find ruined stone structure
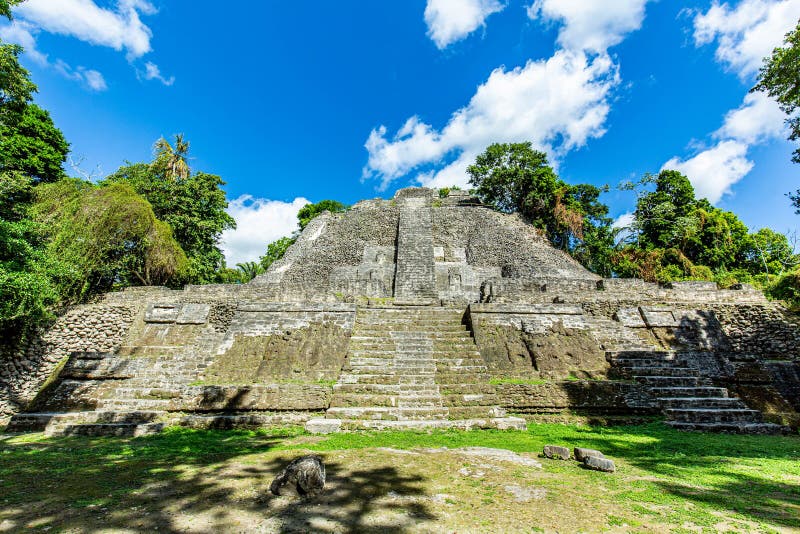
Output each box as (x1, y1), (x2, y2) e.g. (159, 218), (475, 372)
(2, 187), (799, 436)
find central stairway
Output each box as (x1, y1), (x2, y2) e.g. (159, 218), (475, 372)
(321, 307), (523, 431)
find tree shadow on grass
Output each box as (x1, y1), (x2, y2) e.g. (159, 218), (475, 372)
(0, 429), (435, 533)
(558, 424), (800, 529)
(258, 455), (435, 533)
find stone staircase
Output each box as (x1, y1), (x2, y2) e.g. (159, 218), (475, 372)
(608, 350), (787, 434)
(393, 197), (437, 303)
(6, 335), (216, 436)
(322, 307), (523, 430)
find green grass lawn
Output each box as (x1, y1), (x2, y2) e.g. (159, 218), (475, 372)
(1, 422), (798, 532)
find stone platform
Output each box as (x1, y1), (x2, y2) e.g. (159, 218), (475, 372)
(2, 187), (798, 435)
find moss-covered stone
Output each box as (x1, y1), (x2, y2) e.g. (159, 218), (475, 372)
(203, 323), (349, 384)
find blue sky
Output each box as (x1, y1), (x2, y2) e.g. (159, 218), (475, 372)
(1, 0), (798, 264)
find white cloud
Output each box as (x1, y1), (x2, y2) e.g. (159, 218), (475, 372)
(14, 0), (155, 60)
(364, 50), (618, 189)
(424, 0), (505, 49)
(0, 20), (47, 65)
(0, 21), (108, 91)
(612, 212), (634, 229)
(662, 140), (753, 203)
(528, 0), (651, 53)
(715, 91), (786, 144)
(143, 61), (175, 86)
(221, 196), (309, 266)
(81, 69), (107, 91)
(693, 0), (800, 78)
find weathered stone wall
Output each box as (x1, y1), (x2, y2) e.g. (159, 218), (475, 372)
(203, 323), (350, 383)
(496, 381), (657, 415)
(0, 304), (134, 421)
(468, 304), (609, 379)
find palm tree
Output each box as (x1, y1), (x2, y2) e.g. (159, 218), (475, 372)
(236, 261), (263, 282)
(153, 133), (191, 181)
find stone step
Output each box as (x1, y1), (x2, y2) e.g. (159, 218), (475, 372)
(97, 398), (174, 410)
(665, 421), (789, 434)
(607, 350), (677, 361)
(435, 365), (488, 372)
(46, 422), (165, 437)
(342, 366), (435, 375)
(6, 410), (163, 432)
(333, 383), (438, 394)
(665, 408), (763, 424)
(447, 406), (508, 419)
(347, 357), (437, 366)
(329, 394), (444, 408)
(658, 397), (746, 409)
(437, 384), (497, 395)
(337, 375), (400, 385)
(612, 358), (686, 368)
(355, 325), (468, 332)
(326, 406), (450, 421)
(334, 417), (527, 432)
(434, 374), (490, 384)
(650, 386), (729, 398)
(111, 387), (184, 400)
(635, 376), (705, 387)
(624, 367), (699, 377)
(441, 393), (501, 407)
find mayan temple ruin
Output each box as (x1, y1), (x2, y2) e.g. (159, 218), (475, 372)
(2, 187), (799, 436)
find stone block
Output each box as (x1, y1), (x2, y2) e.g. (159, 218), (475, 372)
(640, 307), (678, 328)
(176, 303), (211, 324)
(615, 307), (646, 328)
(583, 456), (615, 472)
(306, 418), (341, 434)
(543, 445), (570, 460)
(574, 447), (605, 462)
(144, 304), (179, 323)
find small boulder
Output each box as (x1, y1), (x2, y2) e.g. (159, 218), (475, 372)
(583, 455), (616, 473)
(270, 455), (326, 498)
(542, 445), (570, 460)
(574, 447), (605, 462)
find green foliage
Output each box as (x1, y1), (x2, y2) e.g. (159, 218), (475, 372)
(259, 236), (295, 272)
(437, 186), (461, 198)
(297, 199), (349, 230)
(0, 103), (69, 183)
(103, 136), (235, 284)
(614, 170), (796, 285)
(767, 268), (800, 309)
(31, 179), (187, 301)
(235, 261), (263, 282)
(0, 172), (61, 331)
(754, 18), (800, 164)
(0, 41), (36, 112)
(468, 142), (615, 275)
(0, 0), (22, 20)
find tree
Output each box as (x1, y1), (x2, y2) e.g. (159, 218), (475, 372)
(32, 179), (187, 301)
(0, 172), (60, 332)
(754, 19), (800, 164)
(259, 236), (295, 272)
(467, 142), (615, 274)
(0, 0), (22, 20)
(753, 18), (800, 211)
(153, 134), (190, 181)
(103, 137), (235, 284)
(235, 261), (263, 282)
(0, 103), (69, 183)
(297, 199), (349, 230)
(0, 42), (36, 112)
